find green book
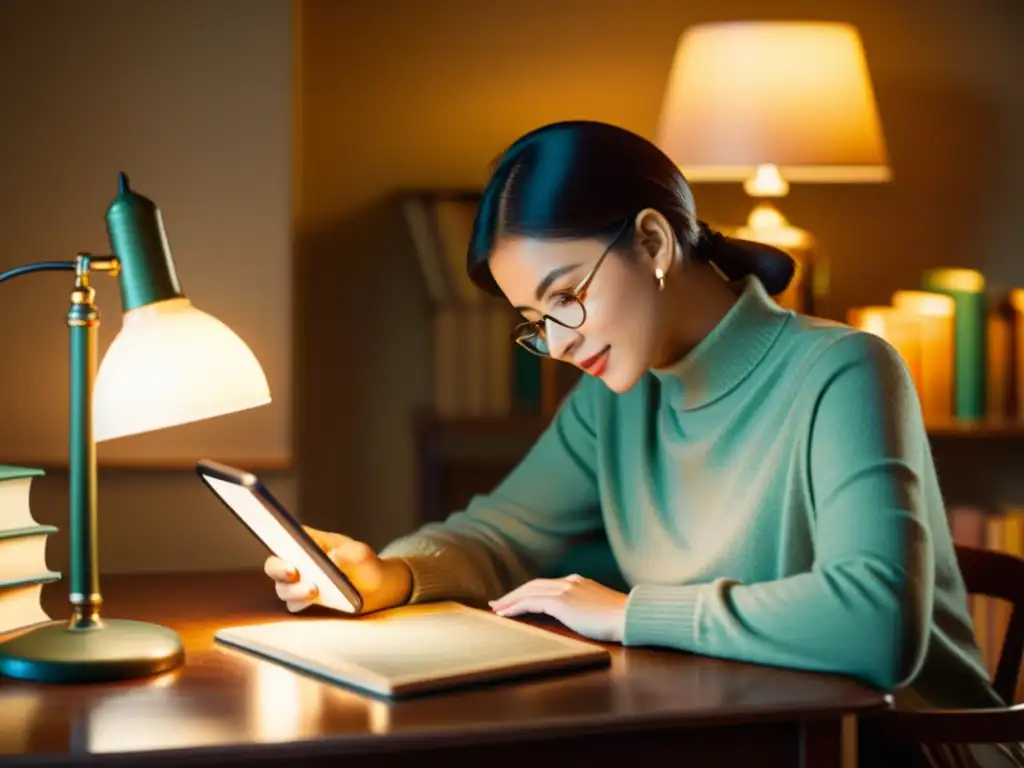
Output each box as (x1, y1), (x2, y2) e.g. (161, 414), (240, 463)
(922, 269), (987, 421)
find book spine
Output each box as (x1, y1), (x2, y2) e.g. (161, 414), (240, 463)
(921, 277), (987, 420)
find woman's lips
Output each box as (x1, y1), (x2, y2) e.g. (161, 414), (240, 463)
(578, 345), (611, 377)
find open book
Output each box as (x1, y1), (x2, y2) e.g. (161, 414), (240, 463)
(214, 601), (610, 698)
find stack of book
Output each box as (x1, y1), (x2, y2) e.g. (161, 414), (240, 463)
(0, 465), (60, 634)
(847, 268), (1024, 425)
(949, 505), (1024, 682)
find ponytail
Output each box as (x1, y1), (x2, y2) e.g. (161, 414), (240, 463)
(693, 221), (795, 297)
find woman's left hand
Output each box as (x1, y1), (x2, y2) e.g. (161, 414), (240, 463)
(489, 574), (629, 643)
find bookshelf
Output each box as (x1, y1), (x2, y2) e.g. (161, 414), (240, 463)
(925, 418), (1024, 439)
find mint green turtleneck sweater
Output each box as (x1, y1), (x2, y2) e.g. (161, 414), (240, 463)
(381, 276), (999, 709)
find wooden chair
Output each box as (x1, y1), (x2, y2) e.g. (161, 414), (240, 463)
(875, 544), (1024, 745)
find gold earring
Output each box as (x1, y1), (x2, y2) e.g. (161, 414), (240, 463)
(655, 268), (665, 292)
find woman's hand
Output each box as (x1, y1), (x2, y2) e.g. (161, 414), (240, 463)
(488, 574), (629, 643)
(263, 526), (412, 614)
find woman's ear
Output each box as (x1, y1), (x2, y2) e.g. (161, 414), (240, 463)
(633, 208), (678, 278)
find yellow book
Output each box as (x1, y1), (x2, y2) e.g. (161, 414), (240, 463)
(996, 508), (1024, 696)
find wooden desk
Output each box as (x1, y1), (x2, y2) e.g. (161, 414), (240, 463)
(0, 572), (885, 767)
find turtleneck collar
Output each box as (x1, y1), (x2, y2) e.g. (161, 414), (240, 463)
(650, 276), (792, 411)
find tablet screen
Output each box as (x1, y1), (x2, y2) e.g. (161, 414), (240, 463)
(201, 475), (359, 613)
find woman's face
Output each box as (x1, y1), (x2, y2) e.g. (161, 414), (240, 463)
(489, 213), (674, 394)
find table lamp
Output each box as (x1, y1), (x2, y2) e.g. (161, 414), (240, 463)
(0, 173), (271, 683)
(656, 20), (891, 313)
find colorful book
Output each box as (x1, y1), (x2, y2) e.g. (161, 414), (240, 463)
(949, 506), (990, 665)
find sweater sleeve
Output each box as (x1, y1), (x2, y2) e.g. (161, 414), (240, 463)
(623, 332), (934, 691)
(379, 377), (603, 605)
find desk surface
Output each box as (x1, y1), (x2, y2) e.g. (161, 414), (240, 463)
(0, 571), (886, 765)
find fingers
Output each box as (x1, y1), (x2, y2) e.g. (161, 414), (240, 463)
(266, 527), (378, 615)
(264, 555), (298, 583)
(275, 578), (318, 603)
(489, 576), (579, 613)
(278, 578), (319, 614)
(285, 599), (314, 613)
(494, 595), (557, 619)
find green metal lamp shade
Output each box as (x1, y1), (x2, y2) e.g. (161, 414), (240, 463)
(106, 172), (184, 312)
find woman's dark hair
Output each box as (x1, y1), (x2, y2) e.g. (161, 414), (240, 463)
(467, 120), (795, 297)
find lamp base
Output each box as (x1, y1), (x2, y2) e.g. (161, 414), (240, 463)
(0, 618), (184, 684)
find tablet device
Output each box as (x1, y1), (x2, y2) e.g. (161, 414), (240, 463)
(195, 459), (363, 614)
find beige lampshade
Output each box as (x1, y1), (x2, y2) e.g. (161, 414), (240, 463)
(93, 297), (271, 442)
(657, 21), (890, 183)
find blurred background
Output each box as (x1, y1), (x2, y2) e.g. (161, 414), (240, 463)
(0, 0), (1022, 587)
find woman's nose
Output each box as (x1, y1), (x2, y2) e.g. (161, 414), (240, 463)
(545, 321), (582, 362)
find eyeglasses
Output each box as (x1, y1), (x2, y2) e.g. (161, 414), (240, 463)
(512, 219), (633, 357)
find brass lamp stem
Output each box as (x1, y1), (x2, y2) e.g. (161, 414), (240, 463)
(66, 253), (120, 632)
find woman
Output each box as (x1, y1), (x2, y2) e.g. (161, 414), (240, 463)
(265, 121), (1017, 767)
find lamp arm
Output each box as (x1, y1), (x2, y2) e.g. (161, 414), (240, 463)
(0, 261), (77, 283)
(0, 254), (120, 285)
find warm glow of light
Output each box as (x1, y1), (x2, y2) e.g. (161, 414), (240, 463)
(87, 687), (239, 752)
(93, 297), (271, 441)
(733, 202), (812, 249)
(657, 21), (890, 184)
(892, 290), (955, 421)
(922, 268), (986, 294)
(368, 700), (392, 734)
(847, 305), (924, 396)
(743, 163), (790, 197)
(892, 290), (955, 318)
(1012, 289), (1024, 315)
(848, 306), (896, 338)
(250, 660), (324, 741)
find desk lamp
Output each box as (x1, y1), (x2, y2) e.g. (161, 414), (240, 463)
(656, 20), (891, 313)
(0, 173), (271, 683)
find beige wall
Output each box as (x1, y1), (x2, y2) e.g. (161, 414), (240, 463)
(0, 0), (295, 573)
(2, 0), (1021, 574)
(297, 0), (1024, 547)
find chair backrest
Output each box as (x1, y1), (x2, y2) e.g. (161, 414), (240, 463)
(955, 544), (1024, 703)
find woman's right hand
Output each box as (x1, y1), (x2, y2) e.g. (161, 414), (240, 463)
(263, 526), (412, 614)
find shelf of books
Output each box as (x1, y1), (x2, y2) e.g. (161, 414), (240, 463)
(848, 268), (1024, 428)
(402, 189), (580, 423)
(0, 466), (60, 636)
(949, 505), (1024, 693)
(402, 189), (1024, 436)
